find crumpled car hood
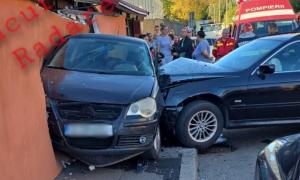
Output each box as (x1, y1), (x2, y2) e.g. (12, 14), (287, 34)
(159, 58), (232, 88)
(42, 68), (154, 105)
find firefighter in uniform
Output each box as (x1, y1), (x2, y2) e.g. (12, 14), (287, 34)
(212, 28), (236, 61)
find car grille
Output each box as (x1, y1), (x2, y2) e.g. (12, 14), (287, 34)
(117, 135), (153, 147)
(66, 137), (113, 149)
(55, 100), (122, 121)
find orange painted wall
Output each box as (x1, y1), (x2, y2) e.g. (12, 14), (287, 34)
(0, 1), (88, 180)
(95, 15), (127, 35)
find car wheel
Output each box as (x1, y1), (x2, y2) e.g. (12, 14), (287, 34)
(176, 100), (224, 150)
(142, 126), (161, 160)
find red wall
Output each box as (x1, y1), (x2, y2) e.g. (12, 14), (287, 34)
(0, 1), (88, 179)
(95, 15), (127, 35)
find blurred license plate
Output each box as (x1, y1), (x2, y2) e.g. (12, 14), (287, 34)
(64, 124), (113, 138)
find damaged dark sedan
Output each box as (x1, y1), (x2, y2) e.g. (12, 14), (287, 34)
(42, 34), (163, 167)
(160, 33), (300, 150)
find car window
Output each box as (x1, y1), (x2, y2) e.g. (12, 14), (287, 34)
(239, 20), (298, 38)
(265, 42), (300, 73)
(215, 39), (282, 71)
(207, 39), (216, 46)
(47, 38), (154, 76)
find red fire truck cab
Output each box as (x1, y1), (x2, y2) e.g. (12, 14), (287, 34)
(232, 0), (299, 47)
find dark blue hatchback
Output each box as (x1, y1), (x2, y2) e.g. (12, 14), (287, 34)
(42, 34), (163, 167)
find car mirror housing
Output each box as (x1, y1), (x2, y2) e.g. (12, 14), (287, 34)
(258, 64), (275, 75)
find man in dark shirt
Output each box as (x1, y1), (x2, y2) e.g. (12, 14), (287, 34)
(178, 27), (194, 59)
(268, 23), (279, 36)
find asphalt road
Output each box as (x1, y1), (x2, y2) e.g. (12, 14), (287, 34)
(198, 125), (300, 180)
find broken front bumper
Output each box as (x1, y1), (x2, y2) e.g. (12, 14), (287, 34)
(47, 100), (159, 167)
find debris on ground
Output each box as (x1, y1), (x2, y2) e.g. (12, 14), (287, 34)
(136, 159), (148, 173)
(61, 160), (72, 169)
(88, 165), (95, 171)
(215, 134), (227, 145)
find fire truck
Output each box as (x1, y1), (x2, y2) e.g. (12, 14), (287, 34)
(232, 0), (299, 47)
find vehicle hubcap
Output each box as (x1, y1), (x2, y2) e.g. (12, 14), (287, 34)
(188, 110), (218, 143)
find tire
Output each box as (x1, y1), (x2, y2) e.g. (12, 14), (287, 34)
(175, 100), (224, 150)
(142, 126), (161, 160)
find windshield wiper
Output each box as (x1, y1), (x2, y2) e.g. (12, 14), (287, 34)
(71, 69), (113, 74)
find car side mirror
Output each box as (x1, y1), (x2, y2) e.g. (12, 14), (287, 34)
(258, 64), (275, 75)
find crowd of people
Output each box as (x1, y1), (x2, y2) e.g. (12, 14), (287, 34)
(138, 15), (300, 66)
(139, 24), (236, 66)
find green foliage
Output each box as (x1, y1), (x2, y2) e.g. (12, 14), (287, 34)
(160, 0), (234, 25)
(290, 0), (300, 12)
(162, 0), (173, 19)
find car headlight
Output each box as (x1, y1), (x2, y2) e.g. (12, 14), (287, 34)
(127, 97), (157, 118)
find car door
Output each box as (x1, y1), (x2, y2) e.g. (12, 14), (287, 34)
(246, 41), (300, 121)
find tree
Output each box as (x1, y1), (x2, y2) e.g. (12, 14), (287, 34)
(290, 0), (300, 12)
(162, 0), (209, 21)
(162, 0), (173, 19)
(224, 1), (237, 25)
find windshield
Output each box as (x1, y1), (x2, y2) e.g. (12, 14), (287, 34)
(239, 20), (298, 39)
(207, 38), (216, 46)
(47, 38), (154, 76)
(215, 39), (282, 71)
(203, 24), (222, 32)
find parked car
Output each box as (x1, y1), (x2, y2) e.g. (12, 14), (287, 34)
(160, 33), (300, 150)
(255, 134), (300, 180)
(42, 34), (164, 167)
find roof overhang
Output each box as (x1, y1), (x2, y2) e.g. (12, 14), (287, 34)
(75, 0), (149, 17)
(116, 0), (149, 17)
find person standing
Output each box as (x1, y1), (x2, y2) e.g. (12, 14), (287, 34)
(169, 29), (175, 35)
(178, 27), (193, 58)
(192, 31), (213, 63)
(212, 28), (236, 61)
(171, 35), (180, 60)
(153, 25), (160, 41)
(146, 33), (156, 49)
(169, 33), (175, 46)
(138, 34), (149, 42)
(156, 25), (173, 65)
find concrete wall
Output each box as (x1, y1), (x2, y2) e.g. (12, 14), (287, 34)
(0, 1), (88, 179)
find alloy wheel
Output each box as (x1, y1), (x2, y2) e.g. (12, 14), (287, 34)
(188, 110), (218, 143)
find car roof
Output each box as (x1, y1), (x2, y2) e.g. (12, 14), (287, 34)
(69, 33), (146, 44)
(259, 33), (300, 42)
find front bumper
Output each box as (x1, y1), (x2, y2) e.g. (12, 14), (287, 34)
(161, 106), (182, 134)
(47, 100), (159, 167)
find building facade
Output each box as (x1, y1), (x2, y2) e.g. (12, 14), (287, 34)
(123, 0), (164, 19)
